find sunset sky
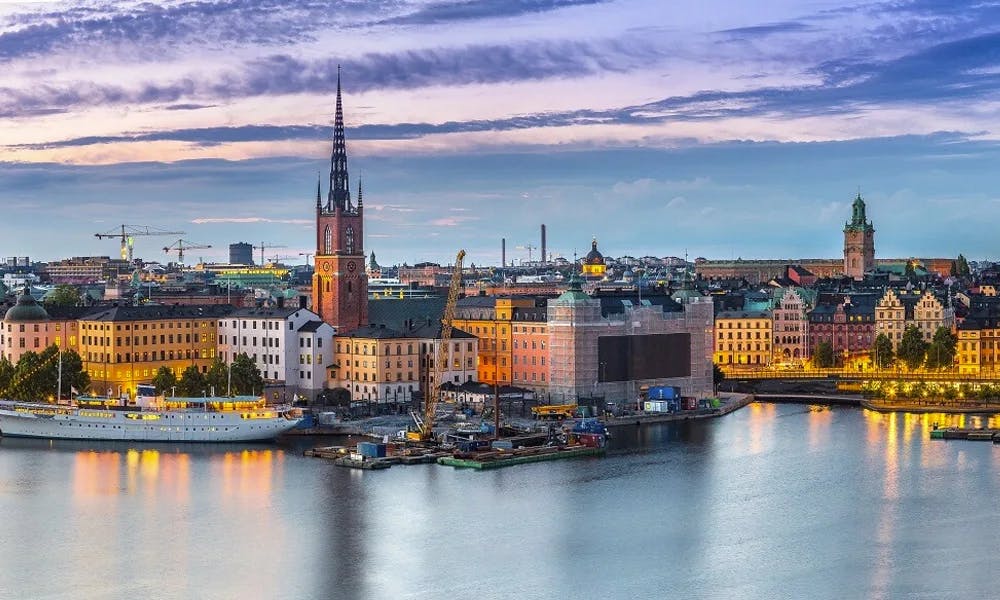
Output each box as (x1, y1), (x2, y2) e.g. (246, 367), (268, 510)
(1, 0), (999, 265)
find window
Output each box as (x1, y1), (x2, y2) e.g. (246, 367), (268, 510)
(345, 226), (354, 254)
(324, 225), (333, 254)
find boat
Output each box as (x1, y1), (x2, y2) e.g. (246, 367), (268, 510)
(0, 384), (301, 442)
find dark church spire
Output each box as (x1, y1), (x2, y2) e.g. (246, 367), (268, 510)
(315, 172), (322, 209)
(357, 177), (363, 208)
(328, 65), (350, 211)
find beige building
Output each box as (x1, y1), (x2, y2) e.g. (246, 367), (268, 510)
(772, 289), (810, 365)
(328, 323), (478, 406)
(875, 289), (954, 350)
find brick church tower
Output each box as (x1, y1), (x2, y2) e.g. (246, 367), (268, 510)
(312, 70), (368, 331)
(843, 192), (875, 280)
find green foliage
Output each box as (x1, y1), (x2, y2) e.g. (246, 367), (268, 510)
(44, 284), (81, 307)
(0, 357), (14, 395)
(177, 365), (206, 397)
(956, 254), (971, 277)
(813, 340), (835, 368)
(904, 261), (916, 280)
(3, 346), (88, 401)
(151, 366), (178, 395)
(925, 327), (957, 370)
(943, 386), (957, 401)
(712, 364), (725, 386)
(230, 353), (264, 396)
(897, 326), (928, 370)
(206, 359), (229, 396)
(872, 333), (895, 369)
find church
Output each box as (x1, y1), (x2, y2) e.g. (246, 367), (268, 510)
(312, 70), (368, 333)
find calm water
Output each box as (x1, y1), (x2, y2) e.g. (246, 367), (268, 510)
(2, 404), (1000, 600)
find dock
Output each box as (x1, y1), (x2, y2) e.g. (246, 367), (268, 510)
(437, 445), (604, 470)
(929, 427), (1000, 441)
(604, 392), (752, 430)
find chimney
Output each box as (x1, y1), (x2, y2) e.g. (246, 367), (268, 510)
(541, 224), (546, 265)
(501, 237), (506, 268)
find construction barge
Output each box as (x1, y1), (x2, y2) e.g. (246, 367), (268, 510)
(438, 444), (604, 470)
(929, 427), (1000, 442)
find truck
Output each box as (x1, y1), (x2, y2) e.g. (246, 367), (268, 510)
(531, 404), (577, 420)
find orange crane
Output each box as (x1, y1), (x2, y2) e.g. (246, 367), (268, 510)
(95, 225), (185, 262)
(408, 249), (466, 442)
(253, 242), (287, 265)
(163, 239), (212, 264)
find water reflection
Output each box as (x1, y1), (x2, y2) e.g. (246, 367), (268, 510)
(4, 407), (1000, 599)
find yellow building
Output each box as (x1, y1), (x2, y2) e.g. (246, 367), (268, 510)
(581, 238), (606, 277)
(77, 305), (233, 397)
(957, 321), (1000, 375)
(328, 323), (478, 406)
(876, 288), (955, 350)
(714, 310), (773, 366)
(452, 296), (548, 385)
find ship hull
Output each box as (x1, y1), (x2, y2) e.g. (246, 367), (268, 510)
(0, 405), (299, 443)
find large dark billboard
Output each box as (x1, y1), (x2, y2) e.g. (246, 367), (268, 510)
(597, 333), (691, 382)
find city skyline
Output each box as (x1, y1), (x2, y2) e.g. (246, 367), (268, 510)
(2, 0), (1000, 264)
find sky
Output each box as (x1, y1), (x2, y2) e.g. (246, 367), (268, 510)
(1, 0), (999, 267)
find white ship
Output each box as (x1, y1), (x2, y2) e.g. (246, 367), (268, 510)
(0, 385), (301, 442)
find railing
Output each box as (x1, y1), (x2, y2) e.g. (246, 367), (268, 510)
(720, 367), (1000, 382)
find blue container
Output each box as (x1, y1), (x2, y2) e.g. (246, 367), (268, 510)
(647, 386), (680, 401)
(357, 442), (384, 458)
(491, 440), (514, 450)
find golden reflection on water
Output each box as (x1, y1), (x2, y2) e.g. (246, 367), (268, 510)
(806, 406), (832, 451)
(747, 402), (776, 455)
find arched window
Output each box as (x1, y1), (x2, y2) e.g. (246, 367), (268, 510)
(324, 226), (333, 255)
(345, 226), (355, 254)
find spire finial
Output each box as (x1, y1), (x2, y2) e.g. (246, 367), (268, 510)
(328, 65), (350, 212)
(316, 171), (322, 209)
(357, 176), (363, 208)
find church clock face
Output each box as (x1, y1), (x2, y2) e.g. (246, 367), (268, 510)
(347, 260), (357, 273)
(322, 262), (331, 272)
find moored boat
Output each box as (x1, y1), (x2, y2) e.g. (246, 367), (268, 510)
(0, 384), (301, 442)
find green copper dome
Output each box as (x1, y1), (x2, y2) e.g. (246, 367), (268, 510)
(3, 287), (49, 322)
(558, 273), (590, 301)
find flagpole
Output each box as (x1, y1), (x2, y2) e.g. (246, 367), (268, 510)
(57, 348), (62, 403)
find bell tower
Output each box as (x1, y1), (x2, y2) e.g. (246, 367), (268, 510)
(312, 69), (368, 331)
(843, 192), (875, 280)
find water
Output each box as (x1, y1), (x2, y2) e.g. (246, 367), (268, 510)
(3, 404), (1000, 600)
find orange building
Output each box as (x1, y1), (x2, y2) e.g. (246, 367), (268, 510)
(76, 305), (234, 398)
(453, 296), (548, 386)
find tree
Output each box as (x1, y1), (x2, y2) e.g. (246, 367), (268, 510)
(712, 364), (725, 391)
(956, 254), (971, 277)
(230, 353), (264, 396)
(897, 325), (928, 371)
(151, 366), (178, 396)
(205, 358), (229, 396)
(872, 333), (894, 369)
(813, 341), (835, 368)
(44, 284), (81, 307)
(6, 346), (88, 401)
(925, 327), (957, 370)
(904, 261), (916, 280)
(177, 365), (206, 397)
(0, 356), (15, 395)
(950, 260), (959, 278)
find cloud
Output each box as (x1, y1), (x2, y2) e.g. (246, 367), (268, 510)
(430, 215), (478, 227)
(0, 36), (665, 117)
(716, 21), (815, 39)
(379, 0), (609, 25)
(191, 216), (311, 225)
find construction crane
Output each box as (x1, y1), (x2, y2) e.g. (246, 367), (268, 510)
(408, 249), (466, 442)
(266, 255), (297, 265)
(253, 242), (287, 266)
(516, 243), (537, 263)
(163, 239), (212, 264)
(95, 225), (185, 262)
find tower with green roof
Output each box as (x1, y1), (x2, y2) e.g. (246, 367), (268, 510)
(843, 192), (875, 280)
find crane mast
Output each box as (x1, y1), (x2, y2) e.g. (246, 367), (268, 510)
(412, 249), (465, 441)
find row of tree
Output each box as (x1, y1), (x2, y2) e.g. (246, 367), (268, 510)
(813, 325), (957, 370)
(150, 354), (264, 397)
(0, 346), (90, 401)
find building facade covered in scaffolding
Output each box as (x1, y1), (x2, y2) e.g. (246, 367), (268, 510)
(547, 276), (713, 405)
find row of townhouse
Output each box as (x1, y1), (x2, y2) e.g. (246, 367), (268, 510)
(713, 287), (955, 367)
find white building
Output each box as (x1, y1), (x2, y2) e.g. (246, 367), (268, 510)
(217, 306), (333, 402)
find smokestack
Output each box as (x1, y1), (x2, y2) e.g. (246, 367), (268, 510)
(541, 224), (547, 265)
(502, 237), (506, 268)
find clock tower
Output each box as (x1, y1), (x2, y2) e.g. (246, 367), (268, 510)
(843, 192), (875, 280)
(312, 70), (368, 332)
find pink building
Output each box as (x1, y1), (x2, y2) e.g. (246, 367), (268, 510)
(1, 288), (82, 364)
